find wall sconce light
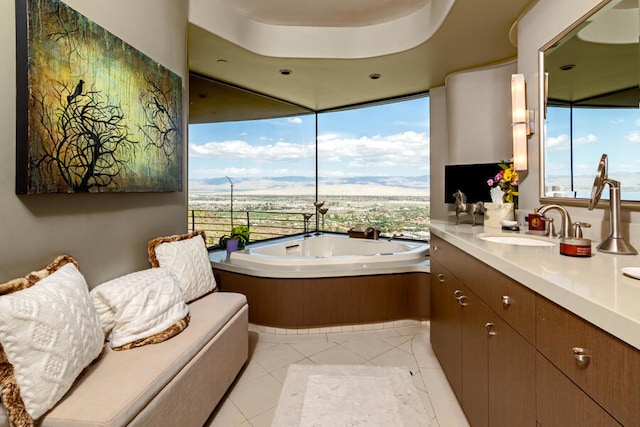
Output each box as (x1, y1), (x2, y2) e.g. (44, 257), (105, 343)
(511, 74), (534, 171)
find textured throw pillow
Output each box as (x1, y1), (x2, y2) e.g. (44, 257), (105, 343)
(0, 257), (104, 426)
(90, 268), (190, 350)
(147, 231), (216, 303)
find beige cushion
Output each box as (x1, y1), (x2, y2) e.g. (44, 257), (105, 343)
(0, 258), (104, 424)
(147, 231), (216, 302)
(35, 292), (247, 427)
(90, 268), (189, 350)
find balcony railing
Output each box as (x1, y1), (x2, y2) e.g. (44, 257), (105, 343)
(188, 209), (314, 247)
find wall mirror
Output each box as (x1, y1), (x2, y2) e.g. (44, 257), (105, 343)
(539, 0), (639, 207)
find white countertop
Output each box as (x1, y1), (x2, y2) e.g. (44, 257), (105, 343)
(429, 220), (640, 350)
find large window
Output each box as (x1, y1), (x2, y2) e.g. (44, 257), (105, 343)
(188, 92), (430, 245)
(316, 97), (430, 239)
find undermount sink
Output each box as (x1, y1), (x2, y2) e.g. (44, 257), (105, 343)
(478, 234), (557, 247)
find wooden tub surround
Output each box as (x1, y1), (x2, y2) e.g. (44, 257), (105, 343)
(213, 269), (429, 329)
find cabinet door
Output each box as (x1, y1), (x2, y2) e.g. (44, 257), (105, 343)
(536, 353), (621, 426)
(537, 295), (640, 427)
(430, 259), (463, 401)
(488, 313), (536, 427)
(460, 290), (490, 427)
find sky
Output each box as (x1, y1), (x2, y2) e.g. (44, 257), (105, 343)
(188, 97), (430, 184)
(545, 106), (640, 177)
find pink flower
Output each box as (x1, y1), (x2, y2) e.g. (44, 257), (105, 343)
(487, 178), (494, 186)
(513, 179), (520, 186)
(495, 173), (502, 182)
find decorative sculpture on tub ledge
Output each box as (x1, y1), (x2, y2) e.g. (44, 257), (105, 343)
(454, 190), (486, 226)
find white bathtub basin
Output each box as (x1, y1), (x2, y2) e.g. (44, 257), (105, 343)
(478, 234), (556, 247)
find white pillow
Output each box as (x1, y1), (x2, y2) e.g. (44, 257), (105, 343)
(148, 232), (216, 302)
(0, 262), (104, 421)
(90, 268), (189, 349)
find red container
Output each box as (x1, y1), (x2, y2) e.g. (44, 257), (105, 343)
(527, 213), (546, 232)
(559, 238), (592, 257)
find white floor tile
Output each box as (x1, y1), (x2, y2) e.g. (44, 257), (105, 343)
(252, 344), (306, 372)
(338, 338), (394, 360)
(228, 374), (282, 419)
(370, 347), (419, 372)
(288, 340), (337, 358)
(248, 407), (276, 427)
(206, 323), (467, 427)
(421, 367), (470, 427)
(204, 397), (244, 426)
(309, 344), (369, 365)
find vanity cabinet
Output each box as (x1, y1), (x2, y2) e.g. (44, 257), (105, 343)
(537, 295), (640, 427)
(430, 232), (640, 427)
(430, 235), (535, 426)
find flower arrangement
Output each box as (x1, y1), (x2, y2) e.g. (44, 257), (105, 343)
(487, 159), (519, 204)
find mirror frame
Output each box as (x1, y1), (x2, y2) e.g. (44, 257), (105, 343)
(538, 0), (640, 210)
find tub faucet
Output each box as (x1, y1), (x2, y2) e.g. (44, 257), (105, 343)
(388, 233), (403, 241)
(537, 204), (572, 238)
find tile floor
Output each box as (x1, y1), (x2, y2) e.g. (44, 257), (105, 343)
(205, 321), (469, 427)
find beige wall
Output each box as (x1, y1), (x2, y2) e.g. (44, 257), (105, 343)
(446, 60), (516, 165)
(0, 0), (188, 286)
(430, 60), (515, 221)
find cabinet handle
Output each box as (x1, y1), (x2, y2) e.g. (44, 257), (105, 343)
(454, 290), (463, 298)
(501, 295), (512, 307)
(457, 295), (468, 306)
(572, 347), (591, 365)
(438, 273), (445, 283)
(485, 322), (497, 336)
(431, 245), (438, 252)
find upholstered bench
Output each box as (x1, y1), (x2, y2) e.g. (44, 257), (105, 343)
(0, 231), (248, 427)
(37, 292), (247, 427)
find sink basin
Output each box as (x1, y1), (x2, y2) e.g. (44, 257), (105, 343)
(478, 234), (556, 247)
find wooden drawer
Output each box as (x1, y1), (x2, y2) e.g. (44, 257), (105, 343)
(536, 295), (640, 427)
(483, 266), (536, 344)
(429, 234), (535, 344)
(429, 234), (489, 299)
(536, 353), (621, 426)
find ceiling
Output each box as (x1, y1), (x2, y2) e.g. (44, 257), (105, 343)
(544, 0), (638, 106)
(188, 0), (535, 122)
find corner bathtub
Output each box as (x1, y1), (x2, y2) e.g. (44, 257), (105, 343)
(210, 234), (430, 328)
(228, 234), (429, 270)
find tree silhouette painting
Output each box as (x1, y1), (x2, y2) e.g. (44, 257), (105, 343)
(16, 0), (182, 194)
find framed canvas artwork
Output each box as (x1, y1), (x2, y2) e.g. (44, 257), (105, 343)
(15, 0), (183, 194)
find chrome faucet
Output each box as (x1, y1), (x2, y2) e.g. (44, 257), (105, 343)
(537, 204), (572, 238)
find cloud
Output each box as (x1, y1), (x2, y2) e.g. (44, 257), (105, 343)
(546, 134), (570, 150)
(626, 131), (640, 143)
(574, 134), (597, 145)
(287, 117), (303, 124)
(189, 140), (315, 161)
(316, 131), (430, 168)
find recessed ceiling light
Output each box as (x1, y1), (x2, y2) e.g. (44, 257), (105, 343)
(559, 64), (576, 71)
(279, 69), (292, 76)
(369, 73), (382, 80)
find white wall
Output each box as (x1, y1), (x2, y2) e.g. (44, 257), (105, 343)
(517, 0), (640, 244)
(0, 0), (188, 286)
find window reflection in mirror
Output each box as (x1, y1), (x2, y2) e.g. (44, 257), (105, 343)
(541, 0), (639, 203)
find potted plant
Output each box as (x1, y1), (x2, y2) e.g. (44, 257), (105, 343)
(218, 225), (250, 249)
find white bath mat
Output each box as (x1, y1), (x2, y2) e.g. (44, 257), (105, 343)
(271, 364), (430, 426)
